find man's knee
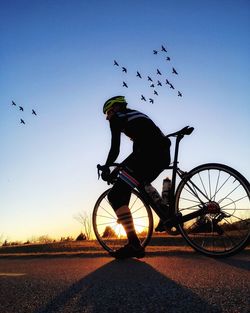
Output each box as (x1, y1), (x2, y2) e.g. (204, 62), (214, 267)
(107, 180), (131, 211)
(107, 188), (117, 208)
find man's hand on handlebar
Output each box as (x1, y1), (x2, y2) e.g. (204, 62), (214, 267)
(97, 164), (111, 182)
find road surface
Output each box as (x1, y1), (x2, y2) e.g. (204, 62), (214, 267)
(0, 250), (249, 313)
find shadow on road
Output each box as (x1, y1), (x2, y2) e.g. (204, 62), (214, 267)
(215, 255), (250, 271)
(34, 259), (222, 313)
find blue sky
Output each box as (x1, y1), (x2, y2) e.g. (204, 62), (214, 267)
(0, 0), (249, 242)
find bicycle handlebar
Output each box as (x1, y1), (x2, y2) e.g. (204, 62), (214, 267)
(97, 163), (121, 183)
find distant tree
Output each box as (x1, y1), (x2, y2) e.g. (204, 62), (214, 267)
(102, 226), (117, 238)
(0, 234), (3, 245)
(74, 212), (92, 240)
(37, 235), (53, 244)
(2, 240), (10, 246)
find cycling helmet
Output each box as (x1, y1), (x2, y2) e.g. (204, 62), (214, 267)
(103, 96), (127, 114)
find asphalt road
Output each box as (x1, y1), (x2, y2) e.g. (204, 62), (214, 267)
(0, 251), (249, 313)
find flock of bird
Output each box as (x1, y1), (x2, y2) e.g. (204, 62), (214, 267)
(11, 100), (37, 125)
(113, 44), (182, 104)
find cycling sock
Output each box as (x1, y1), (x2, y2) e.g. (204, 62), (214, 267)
(116, 206), (140, 246)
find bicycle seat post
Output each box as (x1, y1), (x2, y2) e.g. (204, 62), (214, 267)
(170, 134), (182, 201)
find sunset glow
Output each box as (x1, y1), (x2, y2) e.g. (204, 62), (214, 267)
(0, 1), (249, 242)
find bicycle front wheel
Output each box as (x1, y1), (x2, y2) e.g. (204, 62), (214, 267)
(93, 188), (153, 253)
(176, 163), (250, 257)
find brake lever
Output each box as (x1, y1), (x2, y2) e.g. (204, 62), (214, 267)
(97, 164), (101, 180)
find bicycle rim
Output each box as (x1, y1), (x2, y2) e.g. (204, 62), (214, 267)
(93, 188), (153, 253)
(176, 163), (250, 257)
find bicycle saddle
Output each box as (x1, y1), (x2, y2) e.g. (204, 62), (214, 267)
(166, 126), (194, 138)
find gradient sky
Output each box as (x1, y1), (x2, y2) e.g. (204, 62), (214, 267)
(0, 0), (249, 242)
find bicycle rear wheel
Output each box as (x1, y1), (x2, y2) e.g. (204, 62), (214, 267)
(93, 188), (153, 253)
(176, 163), (250, 257)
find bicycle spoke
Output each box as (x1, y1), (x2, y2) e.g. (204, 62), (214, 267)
(96, 214), (117, 220)
(212, 174), (231, 201)
(133, 215), (149, 219)
(134, 223), (149, 229)
(131, 204), (146, 215)
(218, 183), (243, 205)
(183, 184), (200, 200)
(179, 205), (201, 212)
(208, 170), (212, 200)
(179, 196), (201, 204)
(185, 179), (209, 203)
(198, 172), (209, 199)
(96, 221), (117, 227)
(220, 195), (249, 209)
(130, 196), (139, 211)
(99, 204), (117, 219)
(213, 170), (221, 201)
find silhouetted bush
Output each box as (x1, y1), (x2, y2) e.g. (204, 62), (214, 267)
(76, 232), (87, 241)
(102, 226), (117, 238)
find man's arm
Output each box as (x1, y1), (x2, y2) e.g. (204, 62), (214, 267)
(105, 120), (121, 166)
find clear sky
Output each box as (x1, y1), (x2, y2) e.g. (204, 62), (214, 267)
(0, 0), (249, 242)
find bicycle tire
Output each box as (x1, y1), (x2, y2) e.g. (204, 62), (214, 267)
(175, 163), (250, 257)
(93, 188), (153, 253)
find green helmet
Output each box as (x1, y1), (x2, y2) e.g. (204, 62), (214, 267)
(103, 96), (127, 114)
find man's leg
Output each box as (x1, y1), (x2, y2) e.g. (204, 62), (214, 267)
(115, 205), (140, 247)
(107, 179), (145, 259)
(107, 179), (141, 246)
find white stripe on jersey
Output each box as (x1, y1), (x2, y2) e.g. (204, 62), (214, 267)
(117, 111), (150, 122)
(127, 113), (150, 121)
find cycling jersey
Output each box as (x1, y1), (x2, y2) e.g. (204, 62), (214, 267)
(105, 108), (169, 166)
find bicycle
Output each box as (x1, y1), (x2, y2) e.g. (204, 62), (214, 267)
(93, 126), (250, 257)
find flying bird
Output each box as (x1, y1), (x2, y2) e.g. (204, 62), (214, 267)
(19, 106), (24, 111)
(170, 84), (175, 89)
(122, 67), (127, 73)
(178, 91), (182, 97)
(157, 69), (162, 75)
(136, 71), (142, 78)
(141, 95), (146, 101)
(32, 109), (37, 115)
(157, 80), (162, 86)
(172, 67), (178, 75)
(149, 98), (154, 104)
(147, 76), (153, 82)
(114, 60), (119, 66)
(166, 57), (171, 61)
(20, 119), (25, 124)
(150, 84), (155, 88)
(123, 81), (128, 88)
(12, 101), (16, 106)
(166, 79), (170, 85)
(161, 45), (167, 52)
(154, 90), (158, 96)
(153, 50), (158, 54)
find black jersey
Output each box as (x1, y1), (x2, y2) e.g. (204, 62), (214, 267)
(105, 108), (167, 166)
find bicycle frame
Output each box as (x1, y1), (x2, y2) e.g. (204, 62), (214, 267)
(102, 126), (209, 226)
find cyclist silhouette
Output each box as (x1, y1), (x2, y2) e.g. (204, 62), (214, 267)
(99, 96), (171, 259)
